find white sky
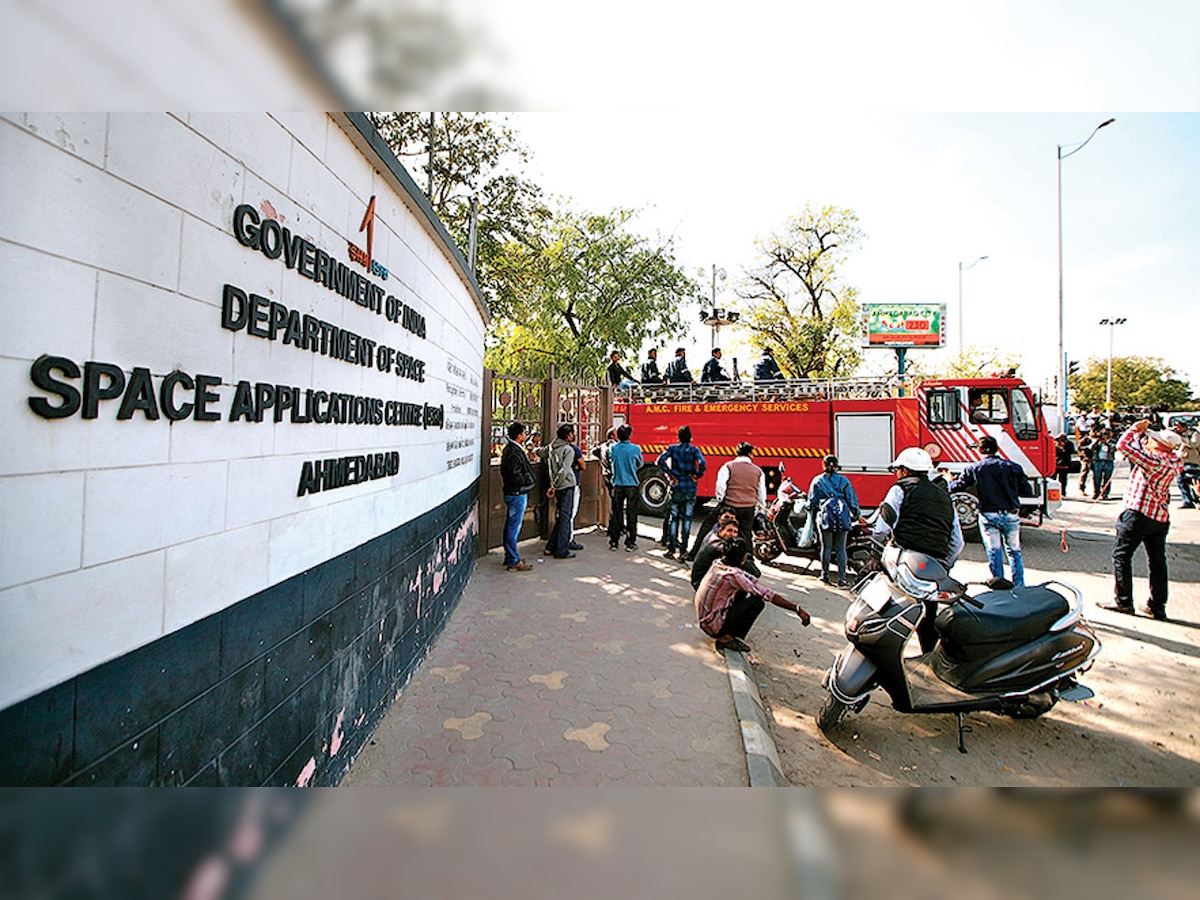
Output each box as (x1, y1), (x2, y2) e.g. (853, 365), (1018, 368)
(469, 2), (1200, 402)
(509, 110), (1199, 399)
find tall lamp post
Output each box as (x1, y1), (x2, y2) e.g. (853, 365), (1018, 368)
(703, 265), (729, 350)
(1099, 316), (1127, 413)
(957, 255), (988, 360)
(1057, 117), (1115, 430)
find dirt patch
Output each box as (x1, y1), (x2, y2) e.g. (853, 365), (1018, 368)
(746, 485), (1200, 786)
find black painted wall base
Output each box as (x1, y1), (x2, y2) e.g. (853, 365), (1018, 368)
(0, 482), (479, 786)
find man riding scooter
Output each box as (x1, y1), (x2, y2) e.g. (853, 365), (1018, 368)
(864, 447), (964, 652)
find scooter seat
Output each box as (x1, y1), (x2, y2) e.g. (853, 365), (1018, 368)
(935, 586), (1069, 649)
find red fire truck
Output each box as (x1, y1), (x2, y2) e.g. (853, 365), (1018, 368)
(613, 375), (1062, 536)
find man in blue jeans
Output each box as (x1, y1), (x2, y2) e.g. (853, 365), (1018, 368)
(656, 426), (706, 560)
(499, 421), (537, 571)
(949, 435), (1027, 586)
(607, 425), (643, 551)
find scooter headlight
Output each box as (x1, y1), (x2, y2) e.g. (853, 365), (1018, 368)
(893, 564), (938, 600)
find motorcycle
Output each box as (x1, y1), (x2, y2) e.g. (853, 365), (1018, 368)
(818, 545), (1100, 752)
(753, 475), (880, 580)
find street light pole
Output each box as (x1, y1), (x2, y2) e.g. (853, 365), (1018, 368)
(710, 264), (726, 349)
(1057, 117), (1115, 430)
(957, 255), (988, 360)
(1100, 316), (1127, 412)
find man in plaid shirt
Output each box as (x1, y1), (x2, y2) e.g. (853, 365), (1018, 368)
(1102, 420), (1183, 620)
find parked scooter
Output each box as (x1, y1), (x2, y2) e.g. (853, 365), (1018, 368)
(818, 544), (1100, 752)
(753, 470), (879, 579)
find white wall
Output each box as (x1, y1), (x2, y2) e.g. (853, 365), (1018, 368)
(0, 113), (485, 709)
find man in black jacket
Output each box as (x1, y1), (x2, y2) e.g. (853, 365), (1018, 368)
(701, 348), (731, 383)
(500, 422), (537, 571)
(664, 347), (694, 384)
(867, 447), (963, 651)
(690, 514), (760, 588)
(640, 348), (664, 385)
(949, 435), (1028, 587)
(606, 350), (637, 387)
(753, 347), (784, 381)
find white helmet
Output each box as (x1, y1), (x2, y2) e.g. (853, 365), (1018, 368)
(890, 447), (933, 472)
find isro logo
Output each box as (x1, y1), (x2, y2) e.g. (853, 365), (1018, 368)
(347, 195), (390, 280)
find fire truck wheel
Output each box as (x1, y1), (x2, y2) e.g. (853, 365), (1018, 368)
(951, 491), (983, 542)
(637, 468), (670, 516)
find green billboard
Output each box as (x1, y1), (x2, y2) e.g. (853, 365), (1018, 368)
(861, 303), (946, 348)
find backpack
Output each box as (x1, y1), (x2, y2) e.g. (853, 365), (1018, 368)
(818, 496), (852, 532)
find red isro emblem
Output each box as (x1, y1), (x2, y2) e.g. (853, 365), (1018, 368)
(347, 195), (389, 280)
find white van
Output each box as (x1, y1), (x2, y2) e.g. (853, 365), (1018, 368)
(1163, 411), (1200, 431)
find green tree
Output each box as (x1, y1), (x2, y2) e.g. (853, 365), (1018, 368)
(484, 208), (700, 382)
(734, 205), (865, 378)
(1069, 356), (1192, 410)
(367, 112), (548, 312)
(903, 345), (1023, 380)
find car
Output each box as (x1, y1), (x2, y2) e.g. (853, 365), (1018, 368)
(1163, 412), (1200, 431)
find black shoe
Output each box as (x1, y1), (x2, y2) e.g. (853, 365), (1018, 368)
(609, 543), (618, 551)
(625, 543), (637, 551)
(663, 549), (676, 560)
(838, 580), (850, 588)
(1182, 503), (1195, 509)
(569, 542), (584, 551)
(1140, 604), (1169, 621)
(716, 636), (752, 653)
(1098, 601), (1135, 615)
(554, 552), (577, 559)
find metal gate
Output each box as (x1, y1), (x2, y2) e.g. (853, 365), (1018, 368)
(479, 368), (612, 557)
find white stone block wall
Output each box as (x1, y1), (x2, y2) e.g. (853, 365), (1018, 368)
(0, 112), (486, 710)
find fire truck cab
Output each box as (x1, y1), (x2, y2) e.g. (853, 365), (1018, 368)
(613, 375), (1061, 538)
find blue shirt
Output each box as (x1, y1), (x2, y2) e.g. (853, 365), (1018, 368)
(949, 455), (1027, 513)
(610, 440), (643, 487)
(807, 472), (860, 519)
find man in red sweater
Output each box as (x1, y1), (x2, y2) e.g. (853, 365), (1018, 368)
(694, 538), (809, 653)
(1101, 420), (1183, 621)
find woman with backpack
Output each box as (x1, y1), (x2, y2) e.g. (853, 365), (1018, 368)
(807, 455), (861, 587)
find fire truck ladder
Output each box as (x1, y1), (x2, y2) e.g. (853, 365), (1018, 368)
(618, 377), (903, 405)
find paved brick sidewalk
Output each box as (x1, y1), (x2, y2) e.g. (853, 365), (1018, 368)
(343, 523), (749, 785)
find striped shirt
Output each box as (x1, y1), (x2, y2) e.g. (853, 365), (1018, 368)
(1117, 427), (1182, 523)
(694, 560), (780, 637)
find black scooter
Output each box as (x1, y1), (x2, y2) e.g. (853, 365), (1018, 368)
(753, 478), (879, 580)
(818, 545), (1100, 752)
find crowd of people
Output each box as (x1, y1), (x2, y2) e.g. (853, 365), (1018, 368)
(607, 345), (791, 387)
(498, 403), (1194, 653)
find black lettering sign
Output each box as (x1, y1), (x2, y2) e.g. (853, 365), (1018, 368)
(117, 367), (160, 420)
(82, 361), (125, 419)
(228, 207), (422, 333)
(28, 355), (82, 419)
(160, 371), (194, 421)
(297, 451), (401, 496)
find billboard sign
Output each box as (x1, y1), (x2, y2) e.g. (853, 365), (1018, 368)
(861, 303), (946, 348)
